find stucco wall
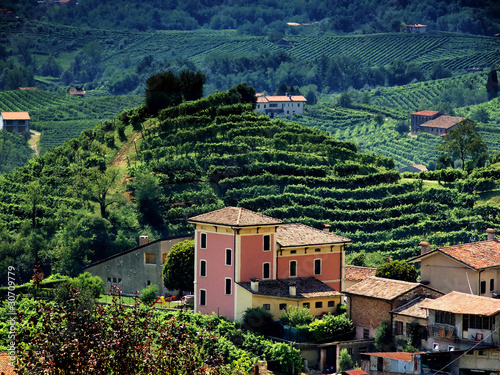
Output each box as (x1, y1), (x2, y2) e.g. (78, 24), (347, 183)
(86, 236), (192, 296)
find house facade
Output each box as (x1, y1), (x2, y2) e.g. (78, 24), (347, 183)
(410, 110), (464, 136)
(0, 112), (30, 134)
(86, 235), (193, 296)
(406, 24), (427, 33)
(344, 277), (443, 340)
(410, 229), (500, 297)
(188, 207), (351, 321)
(255, 94), (307, 118)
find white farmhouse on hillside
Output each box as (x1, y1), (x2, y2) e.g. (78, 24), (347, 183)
(0, 112), (30, 134)
(255, 93), (307, 118)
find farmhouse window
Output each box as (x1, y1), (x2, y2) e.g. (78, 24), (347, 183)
(225, 278), (232, 295)
(263, 235), (271, 251)
(144, 253), (156, 264)
(200, 260), (207, 277)
(200, 233), (207, 249)
(200, 289), (206, 306)
(290, 260), (297, 277)
(314, 259), (321, 275)
(225, 249), (232, 266)
(263, 262), (270, 279)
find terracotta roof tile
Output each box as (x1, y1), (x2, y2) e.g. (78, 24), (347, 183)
(412, 239), (500, 270)
(391, 296), (431, 319)
(344, 370), (368, 375)
(189, 207), (282, 227)
(238, 276), (341, 299)
(419, 116), (464, 129)
(276, 223), (351, 247)
(1, 112), (30, 120)
(411, 110), (440, 117)
(0, 353), (16, 375)
(344, 276), (421, 300)
(363, 352), (423, 361)
(344, 265), (376, 281)
(420, 291), (500, 316)
(255, 94), (307, 103)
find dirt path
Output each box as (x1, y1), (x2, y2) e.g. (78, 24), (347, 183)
(29, 130), (41, 156)
(110, 132), (142, 169)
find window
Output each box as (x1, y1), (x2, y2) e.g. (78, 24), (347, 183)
(113, 277), (117, 283)
(481, 280), (486, 294)
(225, 249), (232, 266)
(263, 304), (270, 310)
(146, 280), (151, 286)
(463, 315), (495, 330)
(200, 290), (206, 306)
(200, 233), (207, 249)
(478, 350), (487, 357)
(490, 278), (495, 292)
(435, 311), (455, 326)
(328, 301), (335, 308)
(162, 253), (167, 264)
(290, 261), (297, 277)
(315, 248), (321, 252)
(263, 263), (270, 279)
(363, 329), (369, 339)
(263, 235), (271, 251)
(303, 303), (310, 309)
(117, 278), (122, 284)
(279, 303), (287, 310)
(298, 103), (300, 107)
(394, 321), (403, 335)
(225, 278), (232, 295)
(315, 301), (323, 309)
(144, 253), (156, 264)
(107, 277), (111, 283)
(290, 250), (296, 254)
(314, 259), (321, 275)
(200, 260), (207, 277)
(270, 103), (278, 108)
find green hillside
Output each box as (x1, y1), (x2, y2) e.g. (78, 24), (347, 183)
(0, 90), (142, 154)
(2, 86), (499, 285)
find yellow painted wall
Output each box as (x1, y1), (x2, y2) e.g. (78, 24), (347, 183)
(251, 295), (342, 319)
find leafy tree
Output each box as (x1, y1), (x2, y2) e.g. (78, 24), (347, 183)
(437, 120), (488, 170)
(71, 272), (105, 298)
(78, 167), (120, 218)
(375, 260), (417, 282)
(339, 348), (354, 371)
(162, 239), (194, 294)
(374, 321), (394, 351)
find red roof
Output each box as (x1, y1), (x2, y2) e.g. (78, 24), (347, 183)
(412, 239), (500, 270)
(256, 95), (307, 103)
(411, 110), (440, 117)
(344, 265), (376, 281)
(420, 291), (500, 316)
(419, 116), (464, 130)
(363, 352), (423, 361)
(189, 206), (283, 227)
(345, 370), (368, 375)
(1, 112), (30, 120)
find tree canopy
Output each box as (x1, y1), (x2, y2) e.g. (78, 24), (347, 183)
(162, 239), (195, 294)
(375, 260), (418, 282)
(437, 119), (488, 170)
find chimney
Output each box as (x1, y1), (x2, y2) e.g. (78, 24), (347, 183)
(419, 241), (430, 255)
(139, 235), (149, 246)
(289, 281), (296, 296)
(323, 224), (331, 233)
(250, 277), (259, 293)
(487, 228), (496, 241)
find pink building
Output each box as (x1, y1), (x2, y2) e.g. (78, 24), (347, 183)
(188, 207), (351, 321)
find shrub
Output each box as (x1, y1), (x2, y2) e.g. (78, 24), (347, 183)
(375, 321), (395, 351)
(338, 348), (354, 371)
(140, 283), (159, 306)
(279, 306), (314, 327)
(267, 342), (303, 374)
(308, 313), (354, 342)
(242, 307), (274, 335)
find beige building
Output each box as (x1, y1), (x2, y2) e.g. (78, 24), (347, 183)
(255, 94), (307, 118)
(410, 229), (500, 297)
(86, 235), (192, 297)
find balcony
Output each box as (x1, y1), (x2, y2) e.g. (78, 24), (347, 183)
(429, 324), (458, 342)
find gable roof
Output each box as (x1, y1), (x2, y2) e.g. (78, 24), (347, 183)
(344, 265), (377, 281)
(238, 276), (341, 299)
(1, 112), (30, 120)
(189, 206), (283, 227)
(362, 352), (423, 361)
(419, 116), (464, 130)
(256, 95), (307, 103)
(410, 239), (500, 270)
(391, 296), (431, 319)
(344, 276), (422, 300)
(276, 223), (351, 247)
(420, 291), (500, 316)
(411, 110), (440, 117)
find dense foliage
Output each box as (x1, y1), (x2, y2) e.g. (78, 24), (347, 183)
(375, 260), (418, 282)
(0, 131), (33, 174)
(162, 239), (195, 294)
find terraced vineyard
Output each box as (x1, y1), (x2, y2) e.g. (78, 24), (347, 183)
(0, 90), (142, 153)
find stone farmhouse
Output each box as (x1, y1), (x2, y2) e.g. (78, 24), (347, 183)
(405, 24), (427, 33)
(410, 110), (465, 136)
(344, 276), (443, 340)
(410, 229), (500, 297)
(255, 93), (307, 118)
(0, 112), (30, 134)
(86, 235), (192, 296)
(188, 206), (351, 321)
